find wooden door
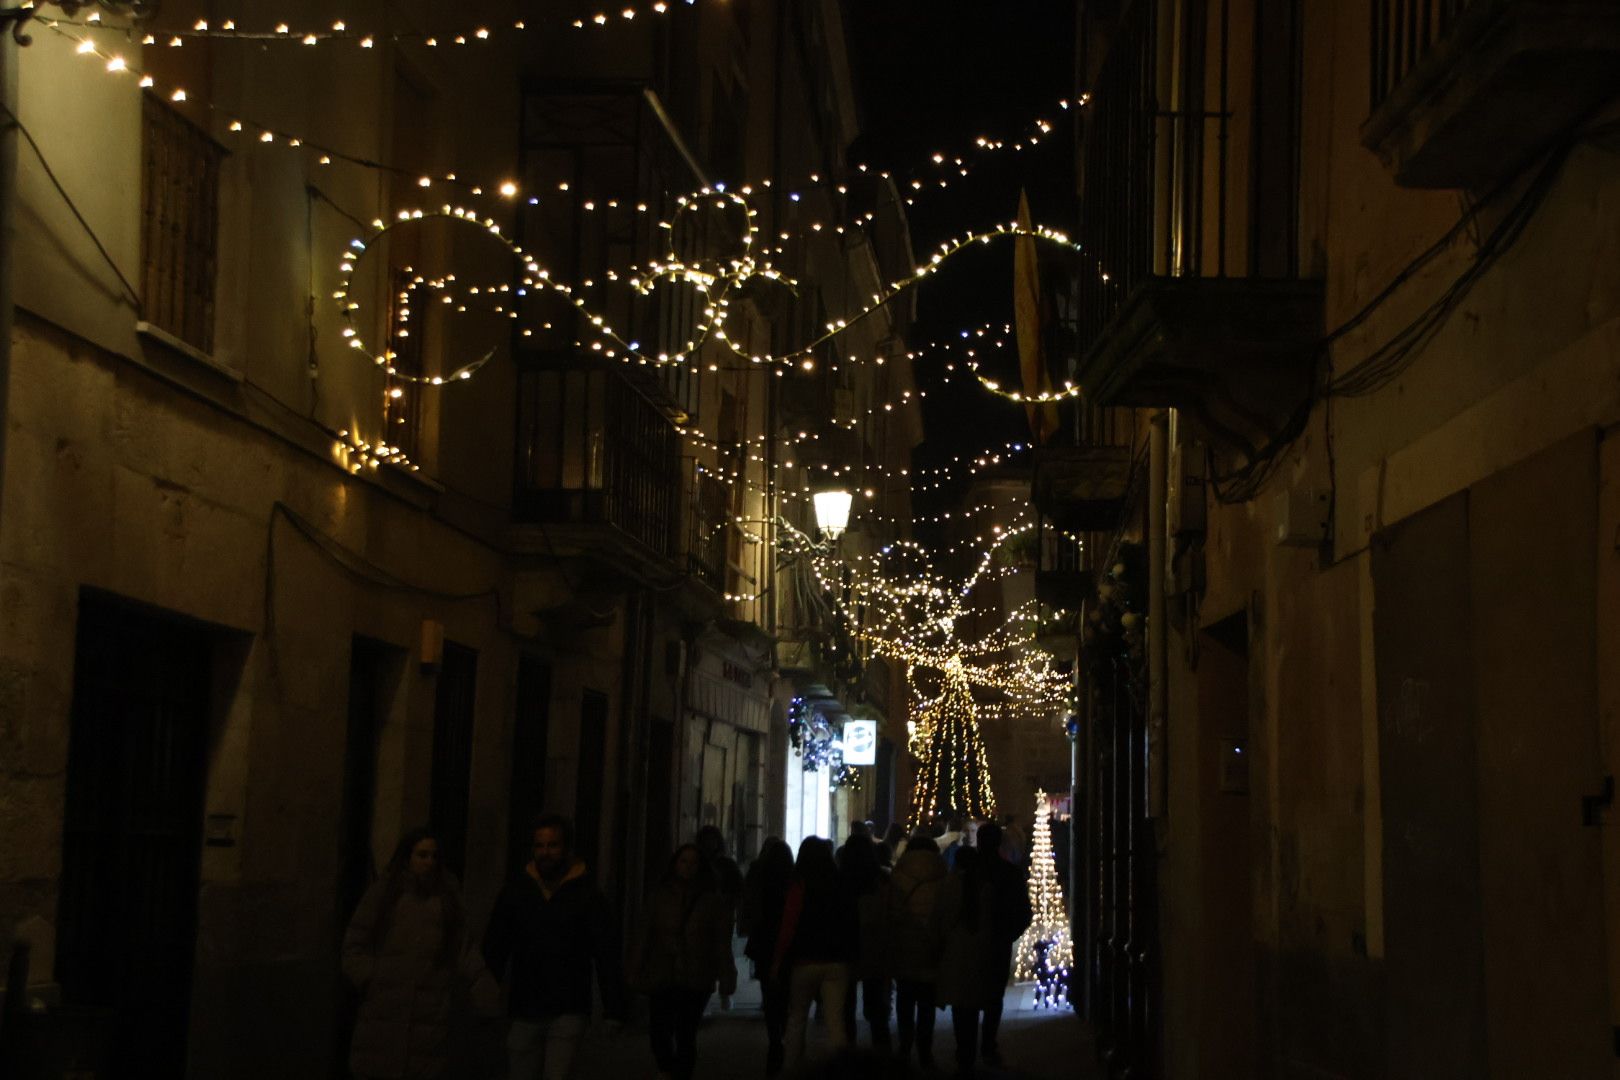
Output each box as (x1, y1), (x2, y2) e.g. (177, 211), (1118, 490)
(57, 595), (213, 1078)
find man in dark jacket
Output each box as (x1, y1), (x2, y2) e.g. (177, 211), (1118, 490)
(974, 822), (1033, 1067)
(483, 814), (628, 1080)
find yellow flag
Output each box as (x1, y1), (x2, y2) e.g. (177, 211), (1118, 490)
(1014, 190), (1060, 443)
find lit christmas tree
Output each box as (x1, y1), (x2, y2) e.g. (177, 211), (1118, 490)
(909, 659), (998, 822)
(1014, 789), (1072, 1008)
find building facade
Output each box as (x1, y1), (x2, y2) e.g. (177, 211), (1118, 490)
(1048, 0), (1620, 1076)
(0, 1), (919, 1075)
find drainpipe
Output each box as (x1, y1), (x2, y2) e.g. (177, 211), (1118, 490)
(0, 30), (17, 553)
(1147, 412), (1169, 820)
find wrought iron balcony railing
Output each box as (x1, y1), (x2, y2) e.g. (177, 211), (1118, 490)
(684, 467), (728, 594)
(513, 364), (680, 561)
(1363, 0), (1620, 187)
(1369, 0), (1485, 115)
(1072, 0), (1321, 450)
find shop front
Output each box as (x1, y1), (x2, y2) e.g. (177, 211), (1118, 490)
(782, 687), (888, 849)
(681, 624), (773, 862)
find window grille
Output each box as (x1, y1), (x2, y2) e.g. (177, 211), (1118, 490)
(140, 93), (223, 354)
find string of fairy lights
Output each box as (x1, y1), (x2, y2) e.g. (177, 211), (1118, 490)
(46, 14), (1075, 251)
(766, 511), (1076, 817)
(38, 3), (1091, 817)
(45, 10), (1099, 488)
(1015, 789), (1073, 1008)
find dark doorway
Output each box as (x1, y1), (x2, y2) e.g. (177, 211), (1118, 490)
(339, 638), (399, 927)
(874, 739), (896, 833)
(1372, 493), (1488, 1078)
(643, 715), (675, 886)
(1187, 610), (1253, 1078)
(431, 643), (479, 880)
(56, 594), (214, 1078)
(576, 690), (610, 871)
(507, 655), (553, 873)
(334, 637), (400, 1076)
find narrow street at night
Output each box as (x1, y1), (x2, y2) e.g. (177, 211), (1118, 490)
(3, 1), (1620, 1079)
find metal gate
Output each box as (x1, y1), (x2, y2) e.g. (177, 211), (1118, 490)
(1088, 656), (1157, 1078)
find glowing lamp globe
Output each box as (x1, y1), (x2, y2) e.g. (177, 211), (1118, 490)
(812, 489), (853, 540)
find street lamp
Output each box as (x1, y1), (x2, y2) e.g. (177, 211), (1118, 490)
(812, 488), (852, 541)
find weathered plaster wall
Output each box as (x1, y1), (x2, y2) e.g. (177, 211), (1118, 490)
(1158, 2), (1620, 1073)
(0, 313), (521, 1077)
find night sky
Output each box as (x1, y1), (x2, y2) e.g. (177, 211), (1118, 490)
(843, 2), (1077, 522)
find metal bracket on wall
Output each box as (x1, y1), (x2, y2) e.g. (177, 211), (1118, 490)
(1582, 775), (1614, 827)
(0, 6), (36, 44)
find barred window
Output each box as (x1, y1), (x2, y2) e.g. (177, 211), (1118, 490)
(140, 93), (224, 354)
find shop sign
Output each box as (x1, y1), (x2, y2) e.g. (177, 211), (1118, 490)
(842, 718), (878, 765)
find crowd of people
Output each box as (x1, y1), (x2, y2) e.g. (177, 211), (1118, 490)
(338, 813), (1035, 1080)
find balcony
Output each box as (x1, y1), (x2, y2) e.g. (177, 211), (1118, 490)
(1075, 0), (1324, 451)
(684, 467), (729, 595)
(1032, 515), (1089, 658)
(1032, 442), (1134, 534)
(512, 364), (681, 572)
(1036, 517), (1093, 602)
(1364, 0), (1620, 188)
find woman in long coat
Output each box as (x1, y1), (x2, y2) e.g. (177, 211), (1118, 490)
(934, 845), (1028, 1071)
(738, 838), (796, 1074)
(840, 835), (893, 1052)
(629, 843), (738, 1080)
(342, 827), (490, 1080)
(886, 833), (948, 1068)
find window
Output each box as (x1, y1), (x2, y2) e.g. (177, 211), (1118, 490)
(385, 70), (438, 464)
(140, 93), (223, 353)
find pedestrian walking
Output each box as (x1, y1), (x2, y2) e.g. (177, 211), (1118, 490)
(840, 834), (893, 1052)
(937, 816), (967, 870)
(739, 837), (796, 1074)
(342, 827), (494, 1080)
(481, 814), (628, 1080)
(971, 823), (1032, 1065)
(886, 832), (948, 1069)
(880, 822), (907, 863)
(695, 824), (745, 1011)
(773, 837), (858, 1067)
(696, 824), (745, 920)
(629, 843), (737, 1080)
(998, 815), (1027, 868)
(935, 834), (1032, 1074)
